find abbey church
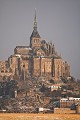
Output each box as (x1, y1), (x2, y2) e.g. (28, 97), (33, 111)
(0, 12), (70, 81)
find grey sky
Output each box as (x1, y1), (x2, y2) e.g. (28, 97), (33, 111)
(0, 0), (80, 79)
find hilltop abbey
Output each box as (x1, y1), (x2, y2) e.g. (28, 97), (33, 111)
(0, 11), (70, 81)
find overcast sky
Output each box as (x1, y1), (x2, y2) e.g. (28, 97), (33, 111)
(0, 0), (80, 79)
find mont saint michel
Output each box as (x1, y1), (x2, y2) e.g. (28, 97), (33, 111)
(0, 11), (70, 81)
(0, 12), (80, 114)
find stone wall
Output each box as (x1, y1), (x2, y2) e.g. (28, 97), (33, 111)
(53, 58), (62, 80)
(54, 108), (76, 114)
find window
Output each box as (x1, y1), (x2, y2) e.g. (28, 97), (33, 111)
(23, 64), (25, 68)
(1, 70), (4, 73)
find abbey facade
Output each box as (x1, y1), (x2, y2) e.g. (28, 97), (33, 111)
(0, 12), (70, 81)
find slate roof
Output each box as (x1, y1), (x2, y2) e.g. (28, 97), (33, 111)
(30, 30), (40, 38)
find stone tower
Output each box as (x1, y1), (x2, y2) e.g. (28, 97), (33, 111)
(30, 10), (41, 48)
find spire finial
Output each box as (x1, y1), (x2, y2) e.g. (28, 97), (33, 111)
(34, 8), (37, 31)
(34, 8), (36, 22)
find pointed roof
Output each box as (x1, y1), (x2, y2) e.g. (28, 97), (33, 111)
(34, 9), (37, 32)
(30, 9), (40, 38)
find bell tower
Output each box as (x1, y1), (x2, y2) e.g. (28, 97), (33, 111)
(30, 10), (41, 48)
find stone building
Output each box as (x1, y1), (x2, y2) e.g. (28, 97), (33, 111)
(62, 61), (70, 79)
(60, 97), (80, 108)
(0, 61), (12, 78)
(76, 104), (80, 114)
(1, 11), (70, 81)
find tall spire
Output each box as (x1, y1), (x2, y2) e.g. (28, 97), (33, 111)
(30, 9), (40, 38)
(34, 9), (37, 32)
